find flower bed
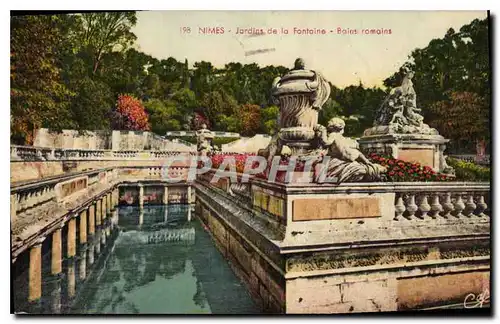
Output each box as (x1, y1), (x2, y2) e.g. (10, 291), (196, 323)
(202, 152), (454, 183)
(367, 153), (452, 182)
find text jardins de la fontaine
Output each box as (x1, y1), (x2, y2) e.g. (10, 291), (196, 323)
(192, 26), (393, 36)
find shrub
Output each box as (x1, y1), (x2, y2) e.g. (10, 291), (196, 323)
(446, 157), (490, 181)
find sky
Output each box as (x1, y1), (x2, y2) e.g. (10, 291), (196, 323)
(131, 11), (487, 88)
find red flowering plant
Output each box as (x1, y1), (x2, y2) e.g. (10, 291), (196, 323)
(255, 155), (322, 183)
(367, 153), (452, 182)
(208, 153), (256, 174)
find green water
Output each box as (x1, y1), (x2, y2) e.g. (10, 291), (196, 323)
(13, 205), (260, 314)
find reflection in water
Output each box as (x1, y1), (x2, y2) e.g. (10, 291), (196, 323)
(13, 205), (259, 314)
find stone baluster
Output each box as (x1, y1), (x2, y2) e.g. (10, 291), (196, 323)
(418, 194), (431, 219)
(441, 192), (454, 219)
(454, 194), (466, 218)
(429, 194), (443, 219)
(394, 195), (406, 221)
(476, 194), (488, 217)
(464, 194), (477, 218)
(11, 146), (21, 160)
(404, 194), (418, 220)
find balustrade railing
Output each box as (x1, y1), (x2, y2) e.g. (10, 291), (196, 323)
(393, 184), (490, 221)
(11, 145), (196, 161)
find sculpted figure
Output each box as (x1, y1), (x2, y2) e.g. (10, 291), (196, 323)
(373, 68), (431, 134)
(315, 118), (386, 183)
(196, 123), (214, 155)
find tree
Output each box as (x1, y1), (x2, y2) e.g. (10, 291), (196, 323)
(144, 99), (182, 134)
(11, 15), (74, 144)
(199, 89), (238, 130)
(113, 94), (150, 131)
(69, 77), (114, 130)
(239, 104), (261, 136)
(260, 105), (279, 134)
(78, 12), (137, 75)
(428, 91), (489, 149)
(384, 18), (490, 130)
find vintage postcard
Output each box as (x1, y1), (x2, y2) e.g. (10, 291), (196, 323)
(10, 10), (490, 315)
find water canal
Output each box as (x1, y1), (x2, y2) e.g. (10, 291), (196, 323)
(12, 205), (260, 314)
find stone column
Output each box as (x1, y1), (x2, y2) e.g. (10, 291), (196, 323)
(96, 200), (102, 226)
(113, 188), (119, 208)
(67, 218), (76, 258)
(105, 223), (111, 238)
(187, 186), (192, 204)
(29, 240), (44, 302)
(163, 186), (169, 205)
(164, 206), (168, 223)
(95, 229), (101, 255)
(188, 207), (192, 222)
(106, 193), (111, 214)
(11, 193), (17, 224)
(67, 259), (76, 299)
(49, 276), (62, 313)
(79, 210), (87, 245)
(139, 209), (144, 226)
(101, 227), (107, 246)
(102, 197), (107, 220)
(88, 240), (95, 266)
(139, 185), (144, 208)
(78, 247), (87, 281)
(51, 228), (62, 276)
(88, 205), (95, 236)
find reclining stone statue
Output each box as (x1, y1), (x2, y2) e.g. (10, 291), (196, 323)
(314, 118), (386, 183)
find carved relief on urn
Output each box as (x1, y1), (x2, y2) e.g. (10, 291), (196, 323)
(271, 58), (331, 154)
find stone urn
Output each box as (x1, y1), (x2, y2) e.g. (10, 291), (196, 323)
(271, 58), (331, 155)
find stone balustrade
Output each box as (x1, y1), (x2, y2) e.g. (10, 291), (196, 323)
(11, 168), (114, 221)
(10, 145), (196, 161)
(392, 183), (490, 221)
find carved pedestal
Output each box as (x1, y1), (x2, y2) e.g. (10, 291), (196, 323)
(358, 133), (449, 172)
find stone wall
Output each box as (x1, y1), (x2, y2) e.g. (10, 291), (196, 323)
(195, 179), (490, 314)
(11, 158), (193, 183)
(34, 129), (111, 150)
(196, 198), (286, 313)
(33, 128), (195, 151)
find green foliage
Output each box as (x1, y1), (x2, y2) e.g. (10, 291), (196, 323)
(144, 99), (182, 134)
(446, 157), (490, 181)
(260, 105), (279, 134)
(69, 77), (114, 130)
(384, 18), (490, 146)
(11, 13), (489, 147)
(11, 15), (74, 144)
